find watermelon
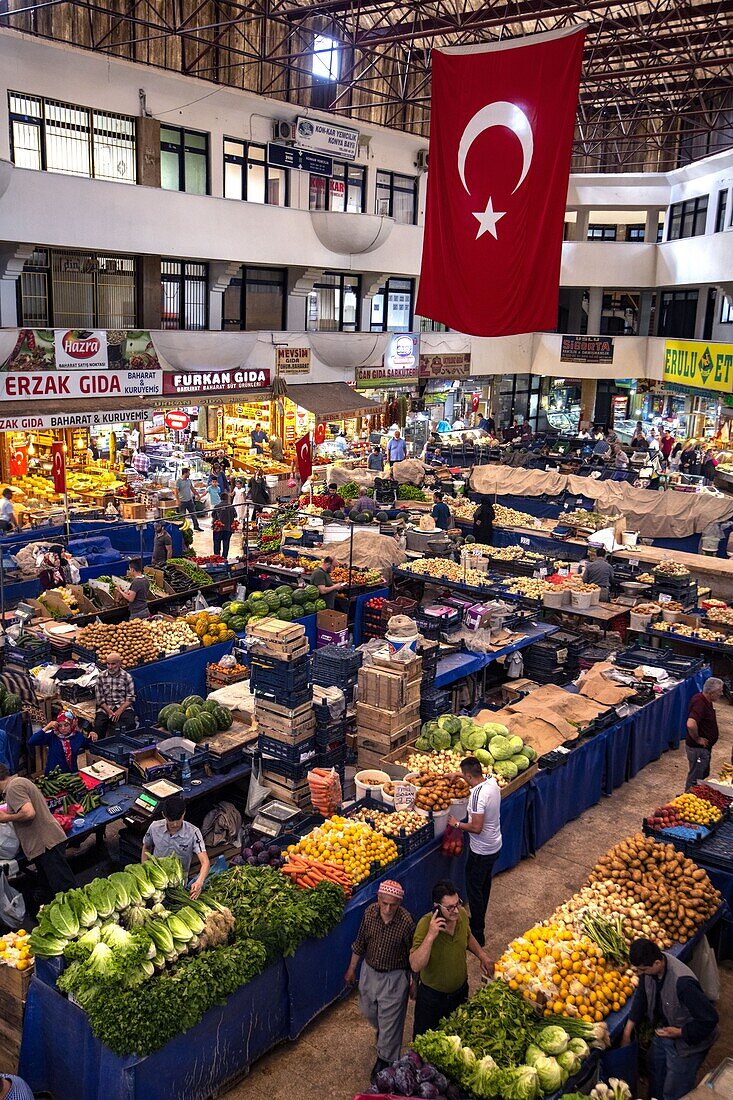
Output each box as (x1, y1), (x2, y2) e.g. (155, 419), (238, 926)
(279, 591), (292, 608)
(203, 700), (219, 714)
(315, 599), (327, 611)
(158, 703), (177, 725)
(181, 695), (204, 710)
(291, 588), (306, 605)
(333, 509), (345, 520)
(321, 509), (334, 520)
(278, 608), (293, 621)
(275, 585), (292, 599)
(185, 704), (203, 719)
(348, 508), (359, 522)
(304, 601), (316, 616)
(213, 706), (233, 732)
(197, 712), (218, 737)
(304, 584), (319, 601)
(183, 718), (205, 743)
(231, 616), (247, 632)
(228, 600), (247, 615)
(166, 709), (187, 733)
(375, 511), (388, 522)
(266, 595), (281, 612)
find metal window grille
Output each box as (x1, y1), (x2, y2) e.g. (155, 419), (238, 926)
(19, 248), (137, 327)
(161, 260), (208, 330)
(8, 91), (136, 183)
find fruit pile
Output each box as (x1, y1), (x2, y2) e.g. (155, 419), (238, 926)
(402, 558), (491, 588)
(349, 807), (426, 837)
(157, 695), (233, 742)
(239, 840), (285, 868)
(688, 784), (732, 812)
(413, 773), (470, 812)
(652, 622), (727, 644)
(669, 792), (722, 826)
(183, 609), (235, 646)
(495, 924), (636, 1020)
(0, 929), (32, 971)
(285, 817), (398, 885)
(654, 561), (690, 577)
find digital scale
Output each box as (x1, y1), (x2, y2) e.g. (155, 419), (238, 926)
(251, 799), (307, 840)
(125, 778), (183, 823)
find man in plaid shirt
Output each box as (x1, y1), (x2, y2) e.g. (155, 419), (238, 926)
(132, 447), (150, 475)
(94, 652), (137, 737)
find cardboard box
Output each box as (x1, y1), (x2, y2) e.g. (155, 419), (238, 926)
(358, 664), (421, 710)
(317, 609), (349, 648)
(120, 501), (148, 520)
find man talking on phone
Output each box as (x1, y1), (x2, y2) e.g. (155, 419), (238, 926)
(622, 938), (718, 1100)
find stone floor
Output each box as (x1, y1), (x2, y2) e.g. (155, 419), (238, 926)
(223, 694), (733, 1100)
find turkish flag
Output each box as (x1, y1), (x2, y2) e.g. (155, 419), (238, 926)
(417, 27), (585, 337)
(51, 441), (66, 494)
(295, 433), (312, 483)
(314, 423), (326, 445)
(9, 445), (27, 478)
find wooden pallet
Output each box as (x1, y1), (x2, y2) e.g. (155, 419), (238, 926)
(246, 617), (308, 660)
(261, 772), (312, 806)
(255, 718), (316, 745)
(356, 701), (421, 736)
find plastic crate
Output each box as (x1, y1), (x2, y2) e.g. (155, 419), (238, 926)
(317, 743), (348, 769)
(250, 654), (310, 688)
(315, 720), (347, 748)
(135, 682), (191, 725)
(258, 734), (317, 763)
(614, 645), (704, 677)
(695, 819), (733, 871)
(345, 796), (435, 857)
(93, 731), (158, 766)
(258, 751), (315, 783)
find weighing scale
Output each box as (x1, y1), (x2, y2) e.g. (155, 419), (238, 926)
(251, 799), (310, 840)
(124, 778), (183, 825)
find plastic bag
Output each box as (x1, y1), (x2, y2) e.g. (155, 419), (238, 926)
(0, 870), (26, 929)
(689, 935), (720, 1002)
(245, 757), (271, 817)
(308, 767), (342, 816)
(0, 823), (19, 860)
(441, 823), (464, 858)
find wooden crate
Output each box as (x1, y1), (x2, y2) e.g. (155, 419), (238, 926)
(261, 772), (312, 807)
(356, 701), (420, 736)
(256, 718), (316, 745)
(0, 1018), (22, 1072)
(246, 618), (308, 660)
(357, 665), (421, 710)
(120, 501), (148, 520)
(0, 964), (32, 1033)
(254, 696), (314, 735)
(357, 720), (420, 758)
(206, 663), (250, 691)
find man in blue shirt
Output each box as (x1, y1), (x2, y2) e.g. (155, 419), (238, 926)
(432, 492), (452, 531)
(387, 430), (407, 465)
(250, 422), (268, 454)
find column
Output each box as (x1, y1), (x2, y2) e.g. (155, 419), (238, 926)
(638, 291), (655, 336)
(136, 117), (161, 188)
(139, 256), (162, 329)
(580, 379), (597, 426)
(586, 287), (604, 335)
(645, 207), (661, 243)
(567, 289), (587, 334)
(570, 209), (590, 242)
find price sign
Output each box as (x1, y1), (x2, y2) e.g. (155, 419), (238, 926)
(51, 441), (66, 494)
(164, 411), (190, 431)
(658, 593), (672, 605)
(520, 536), (530, 547)
(393, 783), (415, 810)
(559, 566), (569, 577)
(539, 567), (548, 578)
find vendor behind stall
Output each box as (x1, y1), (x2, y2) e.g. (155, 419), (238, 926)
(356, 490), (376, 515)
(142, 795), (210, 899)
(250, 423), (268, 454)
(94, 652), (136, 737)
(120, 559), (151, 620)
(310, 556), (346, 609)
(432, 492), (452, 532)
(582, 547), (614, 599)
(29, 710), (98, 774)
(325, 483), (346, 512)
(38, 544), (71, 592)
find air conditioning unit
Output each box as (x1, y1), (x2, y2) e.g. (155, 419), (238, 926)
(416, 149), (429, 172)
(273, 120), (295, 143)
(376, 198), (391, 216)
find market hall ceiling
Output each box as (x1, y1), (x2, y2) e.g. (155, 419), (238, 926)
(2, 0), (732, 173)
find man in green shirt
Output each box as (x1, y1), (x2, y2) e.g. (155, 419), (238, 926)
(310, 556), (346, 610)
(409, 879), (493, 1037)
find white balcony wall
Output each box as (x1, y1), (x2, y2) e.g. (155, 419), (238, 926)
(560, 242), (658, 288)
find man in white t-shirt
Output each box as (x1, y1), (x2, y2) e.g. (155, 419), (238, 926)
(447, 757), (502, 947)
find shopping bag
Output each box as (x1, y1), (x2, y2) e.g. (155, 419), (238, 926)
(0, 823), (19, 860)
(441, 824), (464, 857)
(245, 757), (271, 817)
(0, 870), (26, 929)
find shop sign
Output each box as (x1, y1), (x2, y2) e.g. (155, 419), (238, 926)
(276, 347), (310, 376)
(418, 352), (471, 379)
(267, 143), (333, 176)
(357, 333), (420, 387)
(164, 411), (191, 430)
(0, 370), (161, 401)
(560, 335), (614, 364)
(0, 409), (147, 431)
(663, 340), (733, 394)
(161, 369), (271, 397)
(295, 116), (359, 161)
(1, 329), (160, 372)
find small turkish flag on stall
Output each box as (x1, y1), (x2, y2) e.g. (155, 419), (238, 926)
(51, 441), (66, 494)
(314, 423), (326, 446)
(9, 445), (27, 478)
(471, 393), (481, 414)
(295, 433), (312, 483)
(417, 26), (585, 337)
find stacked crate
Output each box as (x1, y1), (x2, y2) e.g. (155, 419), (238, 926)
(356, 652), (422, 769)
(247, 618), (315, 807)
(313, 684), (349, 774)
(312, 644), (363, 706)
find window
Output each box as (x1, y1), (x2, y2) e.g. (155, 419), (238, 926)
(667, 196), (708, 240)
(307, 272), (360, 332)
(312, 35), (340, 82)
(721, 296), (733, 325)
(587, 225), (617, 241)
(370, 278), (414, 332)
(223, 267), (287, 331)
(498, 374), (542, 433)
(715, 190), (728, 233)
(657, 290), (699, 338)
(625, 225), (645, 242)
(376, 170), (418, 225)
(309, 160), (366, 213)
(415, 315), (448, 333)
(161, 127), (208, 195)
(223, 139), (288, 206)
(18, 248), (138, 327)
(161, 261), (208, 329)
(8, 91), (136, 183)
(601, 291), (639, 336)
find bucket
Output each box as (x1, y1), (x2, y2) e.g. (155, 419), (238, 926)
(543, 590), (569, 609)
(662, 608), (680, 623)
(588, 587), (601, 606)
(354, 769), (390, 801)
(386, 631), (419, 655)
(630, 611), (654, 632)
(622, 531), (639, 547)
(570, 590), (593, 610)
(415, 806), (450, 837)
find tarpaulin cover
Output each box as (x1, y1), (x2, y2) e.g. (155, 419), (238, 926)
(20, 960), (289, 1100)
(0, 713), (23, 771)
(469, 466), (733, 538)
(288, 382), (379, 418)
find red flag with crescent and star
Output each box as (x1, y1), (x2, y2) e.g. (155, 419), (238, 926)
(9, 445), (27, 478)
(295, 432), (312, 483)
(416, 26), (585, 337)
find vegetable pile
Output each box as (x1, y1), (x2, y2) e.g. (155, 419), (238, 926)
(168, 557), (213, 586)
(157, 695), (233, 742)
(284, 816), (398, 885)
(411, 714), (536, 786)
(36, 767), (101, 816)
(364, 1050), (458, 1100)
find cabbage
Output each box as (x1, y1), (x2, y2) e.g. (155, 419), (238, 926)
(558, 1050), (581, 1077)
(494, 759), (518, 780)
(534, 1055), (564, 1092)
(443, 717), (461, 736)
(473, 748), (493, 767)
(418, 1085), (440, 1099)
(523, 1044), (544, 1067)
(466, 731), (487, 750)
(488, 735), (513, 760)
(415, 736), (432, 751)
(494, 1065), (541, 1100)
(523, 745), (538, 762)
(507, 735), (525, 755)
(484, 722), (509, 737)
(511, 754), (531, 772)
(469, 1054), (499, 1098)
(567, 1038), (589, 1059)
(421, 720), (439, 738)
(536, 1024), (570, 1055)
(431, 727), (452, 750)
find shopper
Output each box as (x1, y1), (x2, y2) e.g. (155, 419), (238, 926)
(427, 445), (446, 467)
(356, 489), (376, 515)
(647, 428), (660, 454)
(270, 436), (284, 462)
(232, 478), (248, 526)
(0, 1071), (34, 1100)
(592, 433), (611, 459)
(325, 483), (346, 512)
(520, 421), (533, 445)
(447, 757), (502, 947)
(0, 488), (18, 533)
(368, 446), (385, 472)
(250, 422), (269, 454)
(622, 938), (718, 1100)
(685, 677), (724, 790)
(175, 468), (202, 531)
(151, 520), (173, 567)
(38, 544), (71, 591)
(142, 795), (210, 899)
(94, 651), (137, 737)
(248, 471), (271, 515)
(212, 492), (236, 558)
(614, 445), (629, 469)
(132, 446), (150, 475)
(310, 556), (346, 609)
(630, 422), (648, 451)
(473, 497), (495, 545)
(661, 430), (675, 461)
(333, 431), (349, 455)
(0, 762), (77, 897)
(206, 474), (222, 518)
(702, 448), (718, 482)
(345, 880), (415, 1079)
(410, 880), (493, 1037)
(29, 709), (97, 774)
(582, 547), (614, 600)
(121, 559), (151, 620)
(432, 492), (452, 531)
(387, 430), (407, 465)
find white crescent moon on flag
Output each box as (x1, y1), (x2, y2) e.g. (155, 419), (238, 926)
(457, 100), (534, 196)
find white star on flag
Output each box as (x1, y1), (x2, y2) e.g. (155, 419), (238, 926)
(473, 197), (506, 239)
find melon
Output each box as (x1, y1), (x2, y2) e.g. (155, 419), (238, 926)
(182, 718), (205, 743)
(166, 709), (187, 733)
(181, 695), (204, 710)
(197, 712), (218, 737)
(213, 705), (233, 732)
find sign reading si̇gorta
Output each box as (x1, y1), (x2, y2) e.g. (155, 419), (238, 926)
(162, 369), (271, 397)
(663, 339), (733, 394)
(295, 117), (359, 161)
(560, 335), (614, 364)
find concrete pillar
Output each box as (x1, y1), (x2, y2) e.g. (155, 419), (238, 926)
(580, 378), (597, 426)
(139, 255), (161, 329)
(0, 279), (18, 327)
(136, 117), (161, 188)
(586, 287), (604, 335)
(571, 209), (590, 242)
(209, 291), (223, 331)
(287, 293), (308, 330)
(645, 208), (661, 243)
(693, 288), (709, 340)
(638, 291), (655, 336)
